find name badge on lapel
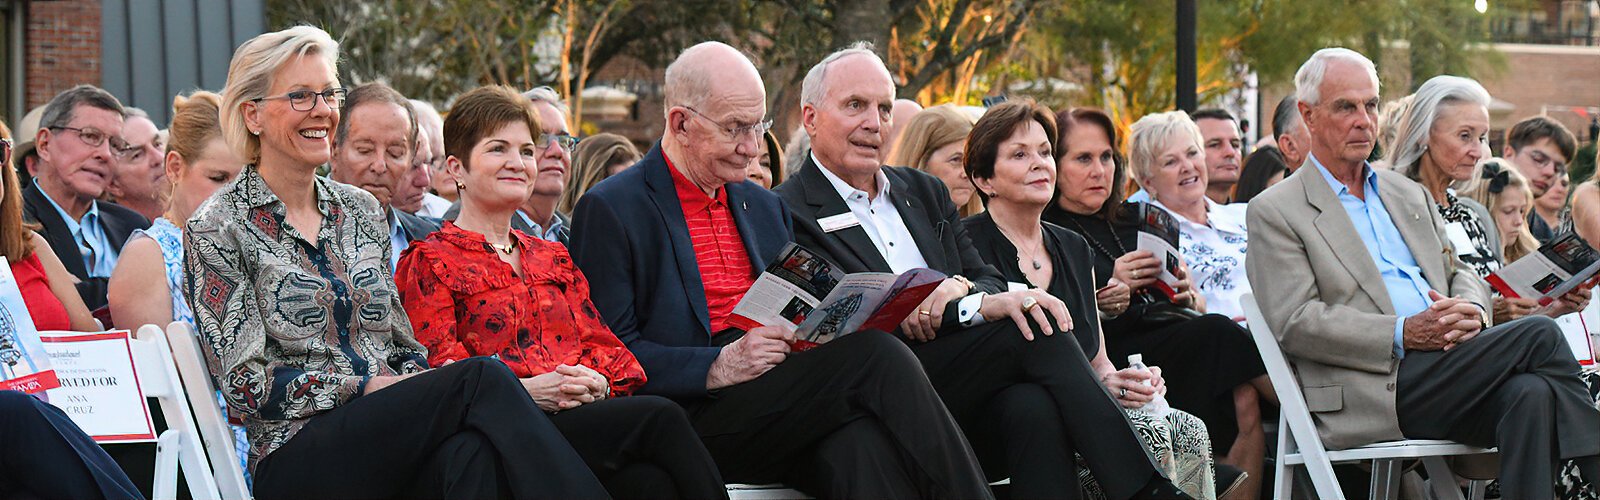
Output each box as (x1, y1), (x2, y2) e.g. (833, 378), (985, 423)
(819, 212), (862, 233)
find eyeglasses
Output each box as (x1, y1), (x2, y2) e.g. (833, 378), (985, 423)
(252, 88), (347, 112)
(538, 133), (579, 152)
(115, 138), (164, 163)
(50, 126), (129, 152)
(682, 106), (773, 140)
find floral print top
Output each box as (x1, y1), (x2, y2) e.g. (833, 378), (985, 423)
(1152, 199), (1252, 322)
(395, 222), (645, 396)
(184, 165), (428, 472)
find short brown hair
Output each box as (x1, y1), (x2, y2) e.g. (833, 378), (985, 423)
(963, 99), (1057, 205)
(2, 119), (39, 261)
(1054, 107), (1125, 220)
(1505, 116), (1577, 163)
(443, 85), (542, 171)
(336, 82), (417, 150)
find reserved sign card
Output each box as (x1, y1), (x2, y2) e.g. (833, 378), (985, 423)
(40, 331), (156, 443)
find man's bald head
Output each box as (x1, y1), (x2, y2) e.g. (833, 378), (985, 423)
(887, 98), (923, 147)
(664, 42), (764, 115)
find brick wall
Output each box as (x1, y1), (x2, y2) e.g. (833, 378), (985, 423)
(25, 0), (102, 108)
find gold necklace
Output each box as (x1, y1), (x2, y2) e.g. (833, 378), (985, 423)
(488, 241), (516, 254)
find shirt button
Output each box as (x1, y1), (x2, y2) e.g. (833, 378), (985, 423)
(1385, 382), (1396, 392)
(888, 242), (895, 247)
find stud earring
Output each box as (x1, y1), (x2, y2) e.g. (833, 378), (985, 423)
(454, 180), (466, 192)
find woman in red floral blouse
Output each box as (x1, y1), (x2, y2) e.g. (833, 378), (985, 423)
(396, 85), (727, 500)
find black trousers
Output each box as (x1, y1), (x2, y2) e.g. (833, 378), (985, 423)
(912, 321), (1160, 500)
(548, 396), (728, 500)
(683, 330), (992, 500)
(0, 390), (143, 500)
(253, 357), (609, 500)
(1398, 316), (1600, 500)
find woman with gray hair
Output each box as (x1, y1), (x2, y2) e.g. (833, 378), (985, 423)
(186, 25), (607, 499)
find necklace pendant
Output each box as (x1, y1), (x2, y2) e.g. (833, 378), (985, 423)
(1032, 260), (1043, 270)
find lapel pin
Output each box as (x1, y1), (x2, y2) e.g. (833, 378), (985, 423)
(742, 202), (748, 210)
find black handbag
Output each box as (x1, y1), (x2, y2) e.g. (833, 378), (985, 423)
(1124, 291), (1202, 330)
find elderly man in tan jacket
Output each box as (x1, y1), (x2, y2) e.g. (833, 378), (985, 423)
(1246, 47), (1599, 498)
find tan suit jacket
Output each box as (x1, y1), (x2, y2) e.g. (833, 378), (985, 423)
(1245, 159), (1489, 450)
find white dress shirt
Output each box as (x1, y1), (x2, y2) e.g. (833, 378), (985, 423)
(812, 154), (987, 326)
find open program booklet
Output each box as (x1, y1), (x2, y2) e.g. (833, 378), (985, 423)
(1126, 203), (1184, 300)
(727, 243), (946, 350)
(1487, 232), (1600, 307)
(0, 263), (60, 395)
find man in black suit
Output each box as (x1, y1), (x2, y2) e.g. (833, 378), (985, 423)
(773, 43), (1192, 500)
(571, 41), (992, 499)
(328, 82), (440, 270)
(22, 85), (151, 311)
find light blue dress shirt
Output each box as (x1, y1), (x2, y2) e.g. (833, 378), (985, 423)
(1310, 155), (1433, 357)
(35, 179), (118, 278)
(516, 210), (566, 243)
(388, 212), (409, 271)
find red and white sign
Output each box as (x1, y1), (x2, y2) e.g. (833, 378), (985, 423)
(40, 331), (156, 443)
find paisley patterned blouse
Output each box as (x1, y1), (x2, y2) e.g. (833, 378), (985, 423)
(395, 222), (645, 396)
(184, 165), (428, 472)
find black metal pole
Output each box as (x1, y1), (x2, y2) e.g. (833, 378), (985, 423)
(1176, 0), (1197, 112)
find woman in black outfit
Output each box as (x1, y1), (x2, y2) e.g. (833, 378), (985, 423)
(1039, 107), (1275, 498)
(959, 100), (1222, 499)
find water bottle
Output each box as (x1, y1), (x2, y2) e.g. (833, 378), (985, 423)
(1127, 354), (1172, 417)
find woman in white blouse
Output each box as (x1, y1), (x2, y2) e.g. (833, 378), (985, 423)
(1131, 111), (1252, 323)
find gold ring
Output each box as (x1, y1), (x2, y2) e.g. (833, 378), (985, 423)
(1022, 296), (1040, 311)
(918, 310), (931, 316)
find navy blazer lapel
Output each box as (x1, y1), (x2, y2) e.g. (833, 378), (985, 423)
(886, 169), (945, 271)
(798, 157), (892, 272)
(21, 185), (88, 279)
(726, 184), (770, 277)
(642, 147), (713, 333)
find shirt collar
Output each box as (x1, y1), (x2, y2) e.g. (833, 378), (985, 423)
(238, 164), (337, 218)
(1149, 197), (1246, 234)
(33, 178), (99, 230)
(811, 151), (891, 203)
(1309, 153), (1378, 198)
(664, 150), (728, 212)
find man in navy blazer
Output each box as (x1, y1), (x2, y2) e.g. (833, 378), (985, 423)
(571, 41), (990, 500)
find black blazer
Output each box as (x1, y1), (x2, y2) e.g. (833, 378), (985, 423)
(771, 157), (1005, 324)
(962, 212), (1100, 356)
(21, 184), (150, 310)
(570, 143), (793, 398)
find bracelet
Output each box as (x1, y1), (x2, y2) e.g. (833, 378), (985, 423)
(950, 275), (975, 293)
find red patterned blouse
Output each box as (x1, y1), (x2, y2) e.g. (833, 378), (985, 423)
(395, 222), (646, 395)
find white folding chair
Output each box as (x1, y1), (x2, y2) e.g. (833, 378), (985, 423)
(1239, 295), (1493, 500)
(163, 321), (252, 500)
(128, 325), (223, 500)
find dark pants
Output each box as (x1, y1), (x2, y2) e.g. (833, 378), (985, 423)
(912, 321), (1160, 500)
(1398, 316), (1600, 500)
(683, 330), (992, 500)
(0, 390), (143, 500)
(253, 357), (609, 500)
(549, 396), (728, 500)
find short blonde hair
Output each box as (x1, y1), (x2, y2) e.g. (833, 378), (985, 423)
(220, 25), (339, 164)
(1127, 110), (1204, 185)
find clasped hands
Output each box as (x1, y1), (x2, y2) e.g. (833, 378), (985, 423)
(524, 364), (611, 412)
(1101, 365), (1166, 409)
(899, 277), (1072, 343)
(1403, 290), (1486, 352)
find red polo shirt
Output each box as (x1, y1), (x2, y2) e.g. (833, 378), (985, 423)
(665, 152), (756, 333)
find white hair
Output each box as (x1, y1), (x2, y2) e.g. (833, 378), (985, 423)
(801, 42), (883, 107)
(220, 25), (339, 163)
(1127, 110), (1205, 184)
(1383, 75), (1492, 181)
(522, 86), (570, 117)
(1294, 47), (1379, 106)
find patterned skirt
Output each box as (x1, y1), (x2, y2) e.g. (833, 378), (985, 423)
(1079, 407), (1216, 500)
(1557, 371), (1599, 500)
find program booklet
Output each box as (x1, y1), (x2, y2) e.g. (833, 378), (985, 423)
(1125, 203), (1184, 300)
(0, 262), (60, 395)
(728, 243), (946, 350)
(1487, 232), (1600, 306)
